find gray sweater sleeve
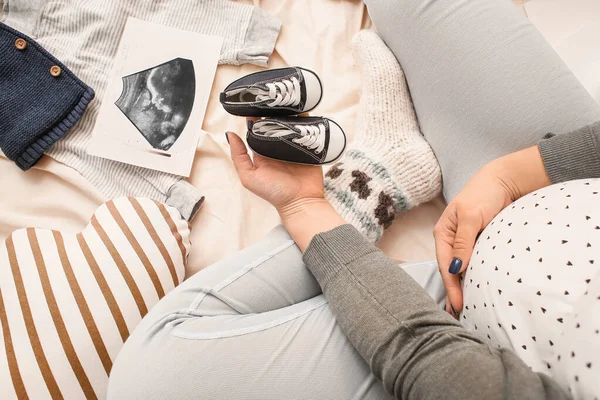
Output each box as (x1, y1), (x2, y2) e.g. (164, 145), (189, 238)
(303, 225), (570, 400)
(539, 121), (600, 183)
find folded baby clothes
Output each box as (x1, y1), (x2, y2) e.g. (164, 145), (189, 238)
(0, 22), (94, 170)
(2, 0), (281, 221)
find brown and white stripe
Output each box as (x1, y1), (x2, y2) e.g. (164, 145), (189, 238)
(0, 198), (190, 399)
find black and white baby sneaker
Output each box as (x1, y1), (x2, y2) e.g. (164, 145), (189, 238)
(220, 67), (323, 117)
(247, 116), (346, 165)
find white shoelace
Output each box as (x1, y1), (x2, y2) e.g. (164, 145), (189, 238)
(244, 77), (302, 107)
(256, 123), (326, 154)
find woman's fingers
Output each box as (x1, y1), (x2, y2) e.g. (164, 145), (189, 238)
(436, 235), (464, 313)
(435, 205), (482, 314)
(445, 211), (481, 310)
(434, 207), (464, 313)
(227, 131), (255, 185)
(449, 209), (481, 276)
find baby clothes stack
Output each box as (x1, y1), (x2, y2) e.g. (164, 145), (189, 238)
(2, 0), (281, 221)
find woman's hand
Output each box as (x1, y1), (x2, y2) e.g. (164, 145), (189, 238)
(435, 146), (551, 317)
(227, 129), (346, 251)
(227, 131), (325, 211)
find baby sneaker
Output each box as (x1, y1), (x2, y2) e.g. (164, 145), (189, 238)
(247, 116), (346, 165)
(220, 67), (323, 117)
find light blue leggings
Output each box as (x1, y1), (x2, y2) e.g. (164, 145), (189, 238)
(108, 225), (443, 399)
(108, 0), (600, 398)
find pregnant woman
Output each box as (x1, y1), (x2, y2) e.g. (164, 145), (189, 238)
(108, 0), (600, 399)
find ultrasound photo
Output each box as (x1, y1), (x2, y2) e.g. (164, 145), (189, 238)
(115, 58), (196, 151)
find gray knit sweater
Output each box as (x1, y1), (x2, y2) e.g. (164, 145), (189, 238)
(303, 122), (600, 400)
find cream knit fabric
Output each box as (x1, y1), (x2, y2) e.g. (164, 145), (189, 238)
(325, 30), (442, 243)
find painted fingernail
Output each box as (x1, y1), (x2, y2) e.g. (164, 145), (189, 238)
(442, 301), (447, 311)
(225, 132), (230, 144)
(449, 258), (463, 274)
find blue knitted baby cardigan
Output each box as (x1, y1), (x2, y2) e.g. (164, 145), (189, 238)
(0, 22), (94, 170)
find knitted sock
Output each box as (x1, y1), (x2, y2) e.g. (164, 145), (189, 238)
(325, 30), (442, 243)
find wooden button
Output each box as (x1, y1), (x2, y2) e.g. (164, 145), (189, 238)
(50, 65), (62, 77)
(15, 38), (27, 50)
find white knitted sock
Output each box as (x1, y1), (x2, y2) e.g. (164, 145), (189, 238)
(325, 30), (442, 243)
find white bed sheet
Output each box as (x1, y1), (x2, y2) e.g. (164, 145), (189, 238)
(0, 0), (444, 276)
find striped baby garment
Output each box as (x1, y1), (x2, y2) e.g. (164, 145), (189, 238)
(0, 197), (190, 399)
(2, 0), (281, 221)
